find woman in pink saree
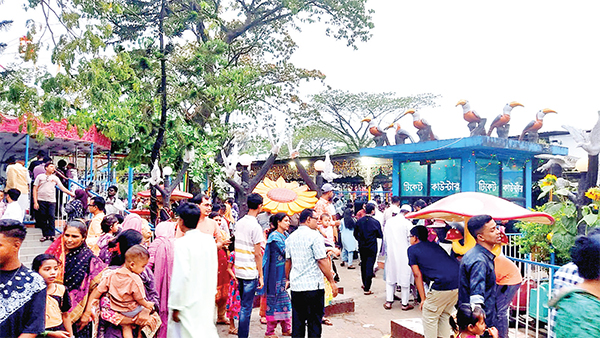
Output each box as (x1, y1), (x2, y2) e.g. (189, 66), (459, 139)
(147, 220), (177, 338)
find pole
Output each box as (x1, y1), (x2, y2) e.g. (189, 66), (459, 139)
(90, 143), (94, 184)
(128, 167), (133, 210)
(24, 134), (30, 163)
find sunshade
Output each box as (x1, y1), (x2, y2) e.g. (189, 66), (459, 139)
(137, 187), (193, 201)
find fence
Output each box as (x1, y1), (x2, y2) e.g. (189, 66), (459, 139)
(503, 234), (561, 338)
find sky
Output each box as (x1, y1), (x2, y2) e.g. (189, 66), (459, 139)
(2, 0), (599, 147)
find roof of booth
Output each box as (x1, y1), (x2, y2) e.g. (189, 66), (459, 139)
(359, 136), (568, 161)
(0, 114), (111, 159)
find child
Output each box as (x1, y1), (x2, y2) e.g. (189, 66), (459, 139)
(32, 253), (73, 338)
(450, 303), (499, 338)
(225, 242), (241, 335)
(91, 245), (155, 338)
(319, 213), (336, 248)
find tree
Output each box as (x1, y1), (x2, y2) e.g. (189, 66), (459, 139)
(305, 90), (439, 152)
(13, 0), (375, 219)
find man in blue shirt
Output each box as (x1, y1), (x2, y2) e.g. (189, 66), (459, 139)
(408, 225), (459, 338)
(458, 214), (502, 328)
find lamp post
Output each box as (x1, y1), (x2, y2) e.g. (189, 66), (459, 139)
(314, 160), (325, 197)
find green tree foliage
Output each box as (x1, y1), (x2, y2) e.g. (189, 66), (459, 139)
(302, 90), (439, 152)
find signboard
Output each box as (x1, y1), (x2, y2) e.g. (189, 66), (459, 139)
(502, 162), (524, 198)
(476, 159), (500, 196)
(401, 162), (427, 196)
(430, 159), (461, 196)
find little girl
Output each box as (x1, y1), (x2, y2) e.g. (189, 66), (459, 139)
(450, 303), (499, 338)
(32, 253), (73, 338)
(226, 242), (241, 335)
(319, 213), (336, 248)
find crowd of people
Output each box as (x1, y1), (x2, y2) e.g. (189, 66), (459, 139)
(1, 155), (599, 338)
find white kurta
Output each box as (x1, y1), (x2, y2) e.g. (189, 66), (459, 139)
(168, 229), (218, 338)
(383, 214), (414, 287)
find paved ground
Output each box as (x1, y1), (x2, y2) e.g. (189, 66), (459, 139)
(217, 258), (422, 338)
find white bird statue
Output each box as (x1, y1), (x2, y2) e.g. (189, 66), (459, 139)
(562, 111), (600, 156)
(322, 153), (340, 182)
(535, 154), (578, 172)
(221, 147), (238, 179)
(149, 161), (162, 186)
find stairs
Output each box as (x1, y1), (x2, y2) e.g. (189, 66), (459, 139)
(20, 228), (52, 268)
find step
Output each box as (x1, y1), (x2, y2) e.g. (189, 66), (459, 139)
(391, 318), (424, 338)
(324, 298), (355, 316)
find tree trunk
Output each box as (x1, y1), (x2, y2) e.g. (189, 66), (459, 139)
(150, 0), (168, 225)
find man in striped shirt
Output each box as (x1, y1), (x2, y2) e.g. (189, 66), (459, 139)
(234, 193), (265, 338)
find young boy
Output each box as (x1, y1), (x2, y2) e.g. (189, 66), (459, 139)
(94, 245), (155, 338)
(318, 213), (336, 248)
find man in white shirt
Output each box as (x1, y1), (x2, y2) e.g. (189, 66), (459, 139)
(104, 185), (125, 215)
(1, 189), (24, 222)
(382, 196), (401, 228)
(33, 162), (75, 241)
(169, 202), (218, 338)
(234, 193), (264, 338)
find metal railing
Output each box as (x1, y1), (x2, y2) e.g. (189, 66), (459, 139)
(502, 233), (561, 338)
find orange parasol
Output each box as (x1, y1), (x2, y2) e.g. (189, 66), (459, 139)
(136, 186), (193, 201)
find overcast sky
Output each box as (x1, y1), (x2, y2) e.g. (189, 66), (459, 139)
(2, 0), (599, 147)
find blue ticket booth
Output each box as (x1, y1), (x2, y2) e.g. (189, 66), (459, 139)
(359, 136), (568, 208)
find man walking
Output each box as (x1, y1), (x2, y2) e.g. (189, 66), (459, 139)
(286, 208), (338, 338)
(458, 215), (502, 328)
(353, 203), (383, 295)
(234, 193), (265, 338)
(169, 203), (218, 338)
(32, 162), (75, 242)
(383, 204), (414, 310)
(408, 225), (459, 338)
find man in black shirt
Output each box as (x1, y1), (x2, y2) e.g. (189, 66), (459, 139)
(408, 225), (459, 338)
(458, 214), (502, 328)
(353, 203), (382, 295)
(0, 219), (47, 338)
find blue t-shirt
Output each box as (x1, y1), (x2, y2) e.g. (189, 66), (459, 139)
(0, 265), (47, 337)
(407, 241), (459, 291)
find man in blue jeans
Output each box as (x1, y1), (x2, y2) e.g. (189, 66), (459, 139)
(234, 193), (265, 338)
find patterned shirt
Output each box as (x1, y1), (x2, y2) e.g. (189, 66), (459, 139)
(548, 262), (583, 338)
(285, 225), (327, 292)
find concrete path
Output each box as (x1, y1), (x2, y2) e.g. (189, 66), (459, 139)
(217, 259), (422, 338)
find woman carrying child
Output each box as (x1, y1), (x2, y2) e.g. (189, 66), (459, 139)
(262, 213), (293, 338)
(32, 253), (73, 338)
(84, 245), (156, 338)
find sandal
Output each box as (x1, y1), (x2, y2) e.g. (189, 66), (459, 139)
(383, 302), (393, 310)
(322, 317), (333, 326)
(260, 317), (267, 325)
(282, 332), (291, 336)
(364, 290), (374, 295)
(216, 317), (228, 325)
(347, 265), (356, 269)
(228, 328), (238, 335)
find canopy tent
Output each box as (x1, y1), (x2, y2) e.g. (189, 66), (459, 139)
(0, 114), (111, 162)
(137, 187), (193, 201)
(405, 191), (554, 255)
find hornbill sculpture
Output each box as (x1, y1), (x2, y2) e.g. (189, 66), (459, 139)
(385, 122), (415, 144)
(361, 118), (390, 147)
(399, 109), (438, 142)
(456, 99), (487, 136)
(519, 108), (557, 142)
(487, 101), (524, 138)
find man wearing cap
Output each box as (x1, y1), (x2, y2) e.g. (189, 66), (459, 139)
(382, 204), (414, 310)
(5, 156), (31, 214)
(314, 184), (340, 226)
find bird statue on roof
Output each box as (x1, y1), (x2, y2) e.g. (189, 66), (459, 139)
(385, 122), (415, 144)
(456, 100), (487, 136)
(535, 154), (578, 173)
(562, 111), (600, 156)
(399, 109), (438, 142)
(487, 101), (524, 138)
(361, 118), (390, 147)
(519, 108), (557, 142)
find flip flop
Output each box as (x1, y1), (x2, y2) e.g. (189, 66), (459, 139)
(383, 302), (393, 310)
(228, 328), (238, 335)
(364, 290), (374, 295)
(260, 317), (267, 324)
(322, 317), (333, 326)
